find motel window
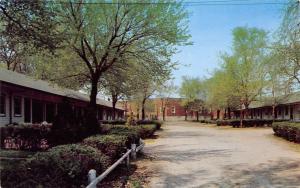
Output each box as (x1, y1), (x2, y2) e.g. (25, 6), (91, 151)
(172, 106), (176, 114)
(0, 94), (5, 116)
(14, 96), (22, 116)
(285, 106), (289, 116)
(278, 108), (281, 116)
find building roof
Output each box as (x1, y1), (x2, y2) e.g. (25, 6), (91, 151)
(249, 91), (300, 109)
(0, 68), (123, 110)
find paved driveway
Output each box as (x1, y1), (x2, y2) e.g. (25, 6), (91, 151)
(144, 121), (300, 188)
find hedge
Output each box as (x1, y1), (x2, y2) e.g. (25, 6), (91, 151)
(198, 119), (217, 124)
(136, 120), (163, 130)
(1, 144), (111, 188)
(107, 126), (141, 146)
(83, 135), (127, 160)
(272, 122), (300, 143)
(215, 119), (274, 127)
(101, 120), (163, 130)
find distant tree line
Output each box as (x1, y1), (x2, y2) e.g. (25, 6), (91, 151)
(179, 0), (300, 123)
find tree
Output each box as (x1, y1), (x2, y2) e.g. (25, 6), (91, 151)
(0, 0), (63, 51)
(263, 52), (294, 120)
(274, 0), (300, 84)
(205, 69), (239, 120)
(0, 37), (28, 72)
(221, 27), (268, 125)
(101, 62), (134, 120)
(51, 0), (190, 129)
(179, 76), (205, 121)
(132, 66), (169, 120)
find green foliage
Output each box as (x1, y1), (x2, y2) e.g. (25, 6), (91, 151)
(1, 144), (111, 188)
(0, 0), (63, 51)
(274, 1), (300, 84)
(273, 122), (300, 143)
(179, 76), (206, 111)
(137, 120), (163, 130)
(108, 126), (141, 146)
(83, 135), (127, 160)
(216, 119), (272, 127)
(135, 124), (157, 139)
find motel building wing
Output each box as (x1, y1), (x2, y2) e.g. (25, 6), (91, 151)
(0, 68), (124, 126)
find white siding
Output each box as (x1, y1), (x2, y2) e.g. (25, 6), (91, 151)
(0, 93), (10, 126)
(294, 104), (300, 121)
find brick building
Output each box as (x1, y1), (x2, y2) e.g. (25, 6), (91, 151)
(123, 98), (188, 121)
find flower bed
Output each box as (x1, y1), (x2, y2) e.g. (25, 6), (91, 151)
(0, 124), (52, 151)
(272, 122), (300, 143)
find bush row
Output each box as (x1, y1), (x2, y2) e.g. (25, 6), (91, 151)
(194, 119), (217, 124)
(1, 144), (111, 188)
(1, 123), (161, 187)
(1, 120), (162, 151)
(215, 119), (277, 127)
(272, 122), (300, 143)
(100, 120), (163, 130)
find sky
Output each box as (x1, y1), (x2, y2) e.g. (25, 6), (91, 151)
(172, 0), (288, 86)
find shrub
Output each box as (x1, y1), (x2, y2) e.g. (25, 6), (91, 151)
(273, 122), (300, 143)
(201, 119), (217, 124)
(135, 124), (157, 139)
(137, 120), (163, 130)
(83, 135), (127, 160)
(108, 126), (140, 146)
(215, 119), (274, 128)
(1, 144), (111, 188)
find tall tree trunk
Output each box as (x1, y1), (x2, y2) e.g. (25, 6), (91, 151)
(87, 75), (99, 133)
(217, 109), (220, 119)
(196, 111), (199, 121)
(185, 109), (187, 121)
(141, 98), (146, 120)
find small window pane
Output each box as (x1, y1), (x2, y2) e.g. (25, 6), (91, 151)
(0, 94), (5, 115)
(14, 97), (22, 116)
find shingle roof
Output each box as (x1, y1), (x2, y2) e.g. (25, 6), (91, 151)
(249, 92), (300, 109)
(0, 68), (123, 110)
